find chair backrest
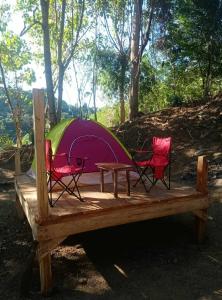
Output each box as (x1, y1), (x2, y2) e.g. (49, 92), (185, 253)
(152, 136), (172, 163)
(45, 139), (53, 172)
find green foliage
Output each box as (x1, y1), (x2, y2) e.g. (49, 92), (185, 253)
(161, 0), (222, 98)
(97, 49), (129, 101)
(95, 103), (126, 127)
(0, 135), (13, 149)
(22, 133), (32, 145)
(2, 0), (222, 128)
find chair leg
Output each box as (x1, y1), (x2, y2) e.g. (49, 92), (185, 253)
(161, 178), (170, 190)
(147, 178), (158, 192)
(133, 167), (147, 187)
(47, 177), (53, 207)
(133, 166), (152, 190)
(72, 174), (84, 202)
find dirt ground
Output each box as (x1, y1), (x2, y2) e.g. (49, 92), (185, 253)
(0, 97), (222, 299)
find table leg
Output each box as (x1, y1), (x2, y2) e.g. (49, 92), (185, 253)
(126, 170), (130, 196)
(100, 169), (104, 192)
(113, 170), (118, 198)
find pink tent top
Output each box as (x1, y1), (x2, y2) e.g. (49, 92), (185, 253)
(53, 119), (132, 173)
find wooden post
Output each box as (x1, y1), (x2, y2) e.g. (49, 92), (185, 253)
(196, 155), (208, 194)
(100, 169), (104, 192)
(15, 148), (21, 176)
(33, 88), (49, 220)
(39, 248), (52, 296)
(114, 170), (118, 198)
(126, 170), (130, 196)
(195, 155), (208, 242)
(33, 88), (52, 294)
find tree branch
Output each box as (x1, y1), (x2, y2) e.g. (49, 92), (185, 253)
(0, 60), (14, 116)
(63, 0), (85, 70)
(139, 0), (155, 58)
(20, 7), (42, 36)
(103, 12), (120, 52)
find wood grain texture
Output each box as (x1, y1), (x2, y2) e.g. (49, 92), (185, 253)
(15, 153), (210, 295)
(15, 173), (209, 241)
(33, 89), (49, 221)
(15, 148), (21, 176)
(39, 251), (52, 296)
(196, 155), (208, 194)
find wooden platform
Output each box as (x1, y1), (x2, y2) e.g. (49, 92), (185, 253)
(15, 161), (209, 295)
(15, 173), (209, 242)
(14, 90), (210, 295)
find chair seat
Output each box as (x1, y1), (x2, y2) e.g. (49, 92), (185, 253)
(135, 157), (168, 168)
(54, 165), (82, 175)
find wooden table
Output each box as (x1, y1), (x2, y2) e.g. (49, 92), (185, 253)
(96, 162), (134, 198)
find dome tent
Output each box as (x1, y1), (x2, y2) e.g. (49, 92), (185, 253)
(31, 118), (133, 185)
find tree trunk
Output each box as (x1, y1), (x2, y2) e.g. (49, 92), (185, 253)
(119, 55), (127, 123)
(40, 0), (57, 128)
(129, 0), (142, 120)
(0, 61), (22, 147)
(56, 0), (66, 123)
(57, 68), (64, 122)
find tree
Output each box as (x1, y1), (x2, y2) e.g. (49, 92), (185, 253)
(18, 0), (87, 128)
(162, 0), (222, 99)
(99, 0), (133, 123)
(129, 0), (154, 119)
(129, 0), (171, 119)
(0, 3), (35, 147)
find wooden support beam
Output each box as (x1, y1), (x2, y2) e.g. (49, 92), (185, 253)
(15, 148), (21, 176)
(38, 236), (67, 259)
(195, 156), (208, 242)
(195, 208), (208, 243)
(39, 251), (52, 296)
(192, 209), (208, 222)
(196, 155), (208, 194)
(33, 88), (52, 295)
(33, 88), (49, 221)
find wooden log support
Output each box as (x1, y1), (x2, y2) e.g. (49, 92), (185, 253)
(196, 155), (208, 194)
(100, 169), (104, 192)
(33, 89), (49, 221)
(15, 147), (21, 176)
(114, 170), (118, 198)
(126, 170), (130, 196)
(38, 237), (67, 260)
(194, 155), (208, 242)
(33, 89), (52, 294)
(39, 251), (52, 296)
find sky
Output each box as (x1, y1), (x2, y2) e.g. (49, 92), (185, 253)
(7, 0), (104, 108)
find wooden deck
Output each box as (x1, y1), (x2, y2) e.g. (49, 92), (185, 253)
(15, 163), (209, 295)
(15, 173), (209, 243)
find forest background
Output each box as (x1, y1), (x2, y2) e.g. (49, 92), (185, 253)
(0, 0), (222, 148)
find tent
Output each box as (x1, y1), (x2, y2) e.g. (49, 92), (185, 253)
(31, 118), (134, 185)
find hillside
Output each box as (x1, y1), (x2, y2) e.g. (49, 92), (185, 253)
(115, 95), (222, 187)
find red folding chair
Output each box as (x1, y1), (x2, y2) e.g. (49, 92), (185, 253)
(133, 136), (172, 191)
(45, 139), (85, 207)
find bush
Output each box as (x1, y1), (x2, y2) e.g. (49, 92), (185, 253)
(0, 135), (14, 149)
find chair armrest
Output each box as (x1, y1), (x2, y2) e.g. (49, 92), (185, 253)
(69, 156), (88, 168)
(52, 152), (68, 161)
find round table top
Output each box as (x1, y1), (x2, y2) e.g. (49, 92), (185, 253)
(95, 162), (134, 171)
